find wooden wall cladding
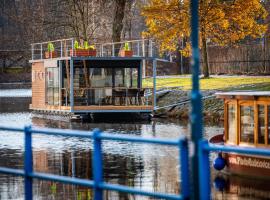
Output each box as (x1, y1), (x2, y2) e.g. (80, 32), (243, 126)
(31, 62), (45, 109)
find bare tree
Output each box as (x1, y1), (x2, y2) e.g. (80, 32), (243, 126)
(112, 0), (127, 42)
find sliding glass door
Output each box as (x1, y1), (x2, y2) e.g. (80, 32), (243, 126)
(46, 67), (59, 106)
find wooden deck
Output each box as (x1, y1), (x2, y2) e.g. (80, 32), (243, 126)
(73, 105), (153, 111)
(30, 105), (154, 113)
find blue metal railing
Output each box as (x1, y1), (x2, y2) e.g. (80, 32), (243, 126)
(198, 140), (270, 200)
(1, 126), (270, 200)
(0, 126), (190, 200)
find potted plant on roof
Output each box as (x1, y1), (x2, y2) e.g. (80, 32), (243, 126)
(119, 42), (133, 57)
(45, 42), (57, 59)
(70, 40), (97, 57)
(70, 40), (84, 56)
(84, 41), (97, 57)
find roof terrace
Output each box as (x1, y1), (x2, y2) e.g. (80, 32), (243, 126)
(30, 38), (162, 62)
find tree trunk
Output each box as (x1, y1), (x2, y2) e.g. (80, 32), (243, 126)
(83, 60), (90, 87)
(176, 38), (185, 74)
(201, 35), (209, 78)
(112, 0), (126, 42)
(112, 0), (126, 55)
(175, 48), (183, 75)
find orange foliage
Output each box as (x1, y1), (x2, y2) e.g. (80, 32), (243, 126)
(142, 0), (268, 56)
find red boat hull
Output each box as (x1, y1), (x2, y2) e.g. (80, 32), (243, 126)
(210, 134), (270, 178)
(224, 153), (270, 178)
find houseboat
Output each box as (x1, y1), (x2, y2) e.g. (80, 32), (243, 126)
(29, 39), (157, 120)
(210, 91), (270, 177)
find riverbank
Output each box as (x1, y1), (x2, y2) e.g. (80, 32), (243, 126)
(0, 71), (31, 89)
(155, 82), (270, 122)
(155, 90), (223, 122)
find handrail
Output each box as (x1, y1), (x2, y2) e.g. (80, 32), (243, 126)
(31, 38), (74, 46)
(30, 38), (159, 61)
(95, 38), (152, 46)
(0, 125), (190, 200)
(1, 125), (270, 199)
(198, 140), (270, 200)
(31, 38), (151, 46)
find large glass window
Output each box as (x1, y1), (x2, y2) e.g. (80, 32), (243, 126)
(125, 68), (131, 88)
(89, 68), (112, 87)
(104, 68), (113, 87)
(258, 105), (265, 144)
(240, 105), (254, 143)
(227, 104), (237, 144)
(132, 68), (138, 88)
(115, 68), (125, 87)
(71, 66), (139, 105)
(46, 67), (59, 105)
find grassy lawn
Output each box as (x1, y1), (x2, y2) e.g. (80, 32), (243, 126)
(143, 76), (270, 90)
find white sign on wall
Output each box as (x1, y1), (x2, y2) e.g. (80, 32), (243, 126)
(44, 60), (58, 68)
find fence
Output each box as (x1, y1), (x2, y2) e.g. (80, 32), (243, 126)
(0, 126), (190, 200)
(178, 43), (270, 75)
(207, 43), (270, 74)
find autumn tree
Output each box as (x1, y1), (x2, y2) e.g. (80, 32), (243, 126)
(142, 0), (268, 77)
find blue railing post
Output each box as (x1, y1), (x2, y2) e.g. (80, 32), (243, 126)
(198, 140), (210, 200)
(24, 125), (33, 200)
(190, 0), (203, 199)
(179, 139), (190, 200)
(92, 129), (103, 200)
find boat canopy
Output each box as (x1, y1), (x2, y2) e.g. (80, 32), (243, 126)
(216, 91), (270, 100)
(216, 91), (270, 147)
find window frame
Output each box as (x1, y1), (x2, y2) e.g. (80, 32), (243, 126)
(256, 102), (268, 147)
(225, 99), (238, 145)
(238, 100), (255, 146)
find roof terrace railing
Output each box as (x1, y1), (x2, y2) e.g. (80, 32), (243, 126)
(31, 38), (74, 61)
(0, 126), (190, 200)
(30, 38), (159, 62)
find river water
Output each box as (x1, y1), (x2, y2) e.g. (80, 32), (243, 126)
(0, 89), (269, 200)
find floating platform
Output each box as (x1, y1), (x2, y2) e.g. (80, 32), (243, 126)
(29, 39), (158, 118)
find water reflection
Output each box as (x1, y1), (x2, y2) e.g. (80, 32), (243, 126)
(212, 174), (270, 200)
(0, 113), (185, 199)
(0, 93), (270, 199)
(0, 97), (31, 113)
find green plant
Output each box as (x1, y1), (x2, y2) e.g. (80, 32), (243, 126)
(89, 45), (96, 50)
(74, 40), (80, 49)
(84, 41), (89, 49)
(47, 42), (55, 52)
(124, 42), (130, 51)
(74, 40), (95, 50)
(84, 41), (95, 50)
